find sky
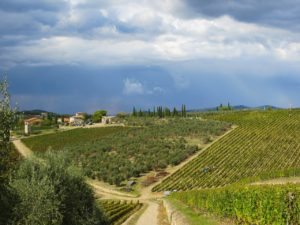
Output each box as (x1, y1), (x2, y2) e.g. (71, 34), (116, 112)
(1, 0), (300, 114)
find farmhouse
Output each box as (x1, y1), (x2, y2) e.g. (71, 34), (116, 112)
(69, 116), (84, 126)
(63, 117), (70, 124)
(75, 112), (86, 117)
(69, 112), (86, 126)
(24, 117), (43, 135)
(102, 116), (115, 124)
(24, 117), (43, 125)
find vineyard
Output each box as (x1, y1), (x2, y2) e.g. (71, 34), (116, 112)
(170, 184), (300, 224)
(21, 126), (124, 152)
(153, 110), (300, 191)
(98, 200), (142, 225)
(22, 118), (230, 185)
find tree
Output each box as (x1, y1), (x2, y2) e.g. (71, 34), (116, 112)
(164, 107), (171, 117)
(116, 112), (128, 119)
(10, 151), (107, 225)
(0, 77), (16, 162)
(172, 107), (178, 117)
(138, 109), (143, 117)
(92, 110), (107, 123)
(132, 107), (137, 117)
(227, 102), (231, 110)
(81, 113), (90, 122)
(0, 76), (17, 224)
(181, 104), (187, 117)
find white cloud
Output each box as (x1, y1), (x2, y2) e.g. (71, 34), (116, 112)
(2, 0), (300, 68)
(122, 78), (166, 95)
(123, 78), (144, 95)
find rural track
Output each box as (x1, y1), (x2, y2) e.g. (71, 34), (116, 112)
(135, 200), (159, 225)
(12, 139), (33, 158)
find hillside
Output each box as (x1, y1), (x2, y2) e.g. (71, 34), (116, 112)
(170, 184), (300, 224)
(153, 110), (300, 191)
(22, 118), (230, 186)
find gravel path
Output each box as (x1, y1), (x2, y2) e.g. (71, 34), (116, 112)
(12, 139), (33, 158)
(135, 201), (159, 225)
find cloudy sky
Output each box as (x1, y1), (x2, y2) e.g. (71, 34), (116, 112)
(1, 0), (300, 114)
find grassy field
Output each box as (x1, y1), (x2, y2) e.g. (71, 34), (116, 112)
(22, 118), (230, 186)
(154, 110), (300, 191)
(166, 198), (225, 225)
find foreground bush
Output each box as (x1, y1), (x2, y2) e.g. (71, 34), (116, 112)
(10, 151), (107, 225)
(171, 184), (300, 225)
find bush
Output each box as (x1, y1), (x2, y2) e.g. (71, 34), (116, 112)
(10, 151), (107, 225)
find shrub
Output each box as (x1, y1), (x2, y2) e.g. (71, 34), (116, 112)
(10, 151), (107, 225)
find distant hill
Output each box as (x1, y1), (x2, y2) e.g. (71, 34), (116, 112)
(254, 105), (281, 110)
(188, 105), (281, 112)
(19, 109), (59, 116)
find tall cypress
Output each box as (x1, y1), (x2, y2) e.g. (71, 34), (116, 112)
(132, 107), (137, 117)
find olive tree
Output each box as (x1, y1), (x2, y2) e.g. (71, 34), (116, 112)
(10, 151), (108, 225)
(0, 76), (17, 179)
(0, 76), (17, 224)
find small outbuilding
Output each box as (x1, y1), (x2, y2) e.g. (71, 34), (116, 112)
(24, 117), (43, 135)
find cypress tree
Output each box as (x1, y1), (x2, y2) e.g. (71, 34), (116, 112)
(138, 109), (143, 117)
(132, 107), (137, 117)
(172, 107), (178, 117)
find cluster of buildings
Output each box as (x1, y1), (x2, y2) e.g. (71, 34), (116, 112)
(23, 111), (115, 135)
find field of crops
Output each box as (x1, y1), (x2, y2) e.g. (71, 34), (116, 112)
(98, 200), (142, 225)
(171, 184), (300, 224)
(154, 110), (300, 191)
(22, 118), (230, 185)
(21, 126), (124, 152)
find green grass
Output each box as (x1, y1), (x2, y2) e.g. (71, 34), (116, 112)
(167, 198), (221, 225)
(154, 109), (300, 191)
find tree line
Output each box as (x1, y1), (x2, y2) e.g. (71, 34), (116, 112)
(132, 104), (187, 118)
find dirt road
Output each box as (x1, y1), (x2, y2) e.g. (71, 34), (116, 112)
(135, 201), (159, 225)
(12, 139), (33, 158)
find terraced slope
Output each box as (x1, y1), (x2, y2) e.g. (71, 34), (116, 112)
(98, 200), (142, 225)
(153, 110), (300, 191)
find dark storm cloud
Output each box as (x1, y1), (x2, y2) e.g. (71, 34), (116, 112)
(0, 0), (67, 38)
(183, 0), (300, 31)
(7, 65), (175, 114)
(2, 0), (300, 112)
(0, 0), (68, 13)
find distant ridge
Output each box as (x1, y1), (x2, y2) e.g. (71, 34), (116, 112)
(188, 105), (281, 112)
(19, 109), (58, 116)
(254, 105), (281, 110)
